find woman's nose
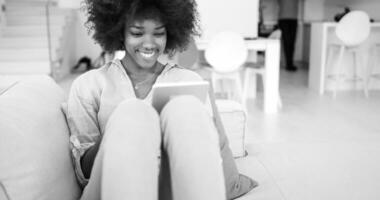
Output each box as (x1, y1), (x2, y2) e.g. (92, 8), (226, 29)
(142, 35), (155, 49)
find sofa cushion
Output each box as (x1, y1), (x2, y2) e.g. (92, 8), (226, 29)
(216, 100), (257, 199)
(216, 99), (247, 158)
(206, 81), (257, 199)
(0, 76), (81, 200)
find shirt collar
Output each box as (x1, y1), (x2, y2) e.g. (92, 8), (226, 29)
(111, 59), (177, 77)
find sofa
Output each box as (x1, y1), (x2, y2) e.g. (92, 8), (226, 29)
(0, 75), (281, 200)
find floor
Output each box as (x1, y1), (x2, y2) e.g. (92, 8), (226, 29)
(243, 69), (380, 200)
(57, 68), (380, 200)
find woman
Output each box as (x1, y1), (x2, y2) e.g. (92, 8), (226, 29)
(66, 0), (226, 199)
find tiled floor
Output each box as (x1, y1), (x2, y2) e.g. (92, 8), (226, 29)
(244, 69), (380, 200)
(57, 68), (380, 200)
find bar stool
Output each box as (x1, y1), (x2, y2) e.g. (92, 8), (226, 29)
(325, 10), (370, 98)
(176, 36), (248, 157)
(365, 43), (380, 96)
(205, 31), (247, 106)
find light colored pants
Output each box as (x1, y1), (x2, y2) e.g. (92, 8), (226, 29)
(80, 96), (226, 200)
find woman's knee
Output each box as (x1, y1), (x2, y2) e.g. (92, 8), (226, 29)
(107, 99), (159, 126)
(116, 99), (157, 117)
(104, 99), (161, 145)
(160, 95), (219, 150)
(160, 95), (215, 137)
(161, 95), (208, 120)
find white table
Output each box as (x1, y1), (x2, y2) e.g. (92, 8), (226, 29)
(196, 38), (281, 114)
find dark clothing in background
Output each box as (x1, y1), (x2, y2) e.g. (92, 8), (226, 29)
(278, 19), (297, 69)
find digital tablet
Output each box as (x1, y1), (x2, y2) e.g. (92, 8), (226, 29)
(151, 81), (209, 113)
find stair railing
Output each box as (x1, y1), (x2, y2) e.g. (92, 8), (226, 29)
(55, 9), (76, 80)
(0, 0), (5, 28)
(45, 0), (55, 79)
(45, 0), (77, 80)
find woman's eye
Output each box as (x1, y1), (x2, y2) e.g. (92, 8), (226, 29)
(130, 32), (143, 37)
(154, 32), (166, 37)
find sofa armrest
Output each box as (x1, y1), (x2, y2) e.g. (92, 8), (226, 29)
(216, 99), (247, 158)
(0, 81), (19, 96)
(0, 182), (9, 200)
(0, 75), (81, 200)
(206, 78), (247, 158)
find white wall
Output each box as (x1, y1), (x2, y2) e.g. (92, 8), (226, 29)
(324, 0), (380, 21)
(75, 10), (102, 62)
(57, 0), (81, 9)
(303, 0), (380, 22)
(196, 0), (259, 39)
(58, 0), (102, 64)
(303, 0), (325, 22)
(0, 0), (5, 27)
(57, 11), (77, 78)
(260, 0), (279, 24)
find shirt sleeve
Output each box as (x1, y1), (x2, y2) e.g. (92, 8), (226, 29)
(66, 76), (101, 187)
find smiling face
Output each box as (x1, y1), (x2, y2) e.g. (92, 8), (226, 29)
(123, 19), (167, 70)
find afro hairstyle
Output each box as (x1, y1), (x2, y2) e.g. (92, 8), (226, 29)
(84, 0), (200, 55)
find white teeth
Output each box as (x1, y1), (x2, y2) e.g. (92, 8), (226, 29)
(140, 51), (155, 58)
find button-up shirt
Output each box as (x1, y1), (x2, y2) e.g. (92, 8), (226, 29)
(66, 59), (210, 186)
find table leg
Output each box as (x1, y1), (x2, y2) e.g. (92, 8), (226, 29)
(264, 40), (280, 114)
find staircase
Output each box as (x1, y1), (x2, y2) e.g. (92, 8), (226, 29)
(0, 0), (71, 87)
